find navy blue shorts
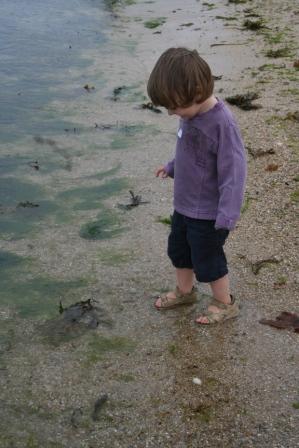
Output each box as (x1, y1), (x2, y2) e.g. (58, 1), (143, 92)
(167, 211), (229, 283)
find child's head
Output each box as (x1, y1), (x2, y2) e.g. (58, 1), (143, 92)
(147, 47), (214, 111)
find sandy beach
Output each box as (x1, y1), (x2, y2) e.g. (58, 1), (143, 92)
(0, 0), (298, 446)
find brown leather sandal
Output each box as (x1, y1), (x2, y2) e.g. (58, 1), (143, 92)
(155, 286), (197, 310)
(196, 295), (239, 324)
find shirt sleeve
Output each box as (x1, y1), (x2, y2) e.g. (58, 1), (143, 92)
(164, 158), (175, 178)
(215, 124), (247, 230)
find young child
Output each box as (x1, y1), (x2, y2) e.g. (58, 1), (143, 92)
(147, 47), (247, 324)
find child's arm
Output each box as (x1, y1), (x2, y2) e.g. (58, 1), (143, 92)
(215, 124), (247, 230)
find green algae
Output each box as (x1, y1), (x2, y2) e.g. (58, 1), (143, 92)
(0, 177), (58, 240)
(168, 343), (178, 356)
(88, 163), (122, 180)
(290, 190), (299, 203)
(216, 16), (238, 21)
(97, 248), (133, 265)
(243, 19), (265, 31)
(58, 177), (128, 211)
(26, 435), (41, 448)
(156, 215), (172, 226)
(80, 207), (126, 240)
(265, 47), (293, 58)
(104, 0), (136, 9)
(84, 334), (136, 365)
(0, 250), (88, 318)
(203, 2), (215, 9)
(241, 195), (256, 214)
(144, 17), (166, 29)
(116, 373), (135, 382)
(264, 31), (286, 44)
(275, 276), (287, 286)
(109, 123), (159, 150)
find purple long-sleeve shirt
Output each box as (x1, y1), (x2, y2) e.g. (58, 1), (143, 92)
(165, 99), (247, 230)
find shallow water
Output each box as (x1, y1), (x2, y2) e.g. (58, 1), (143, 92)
(0, 0), (107, 142)
(0, 0), (134, 315)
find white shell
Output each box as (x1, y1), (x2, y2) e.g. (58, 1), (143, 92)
(192, 377), (202, 385)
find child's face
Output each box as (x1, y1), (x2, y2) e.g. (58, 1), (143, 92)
(167, 102), (202, 119)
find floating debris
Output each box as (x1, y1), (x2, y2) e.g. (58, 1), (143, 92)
(94, 123), (114, 130)
(117, 190), (149, 210)
(112, 85), (126, 101)
(92, 394), (108, 421)
(260, 312), (299, 333)
(139, 102), (162, 113)
(226, 92), (262, 110)
(84, 84), (95, 91)
(180, 22), (194, 27)
(28, 161), (39, 170)
(34, 136), (57, 146)
(17, 201), (39, 208)
(64, 127), (78, 133)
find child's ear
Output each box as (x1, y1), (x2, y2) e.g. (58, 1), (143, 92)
(195, 87), (202, 103)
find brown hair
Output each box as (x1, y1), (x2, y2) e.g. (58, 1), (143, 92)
(147, 47), (214, 109)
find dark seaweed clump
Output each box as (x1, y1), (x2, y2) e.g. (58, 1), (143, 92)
(266, 47), (292, 58)
(226, 93), (262, 110)
(140, 102), (162, 113)
(243, 19), (265, 30)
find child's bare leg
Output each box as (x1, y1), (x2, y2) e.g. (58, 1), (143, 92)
(176, 268), (194, 294)
(155, 268), (194, 307)
(196, 274), (231, 323)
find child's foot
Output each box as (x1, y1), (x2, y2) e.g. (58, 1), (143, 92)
(195, 295), (239, 324)
(155, 286), (197, 310)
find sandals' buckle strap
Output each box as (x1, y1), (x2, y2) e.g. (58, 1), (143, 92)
(210, 294), (235, 309)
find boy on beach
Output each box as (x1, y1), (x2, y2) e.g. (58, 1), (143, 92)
(147, 47), (247, 324)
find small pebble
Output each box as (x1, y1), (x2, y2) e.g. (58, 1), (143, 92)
(192, 377), (202, 385)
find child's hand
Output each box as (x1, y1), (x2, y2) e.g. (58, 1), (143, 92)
(155, 165), (168, 178)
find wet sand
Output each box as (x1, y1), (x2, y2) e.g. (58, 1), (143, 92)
(0, 0), (298, 447)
